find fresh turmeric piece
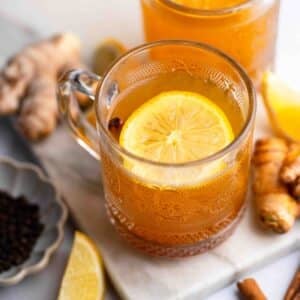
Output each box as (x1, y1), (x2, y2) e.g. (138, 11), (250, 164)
(281, 142), (300, 199)
(292, 177), (300, 200)
(253, 138), (300, 233)
(0, 33), (82, 140)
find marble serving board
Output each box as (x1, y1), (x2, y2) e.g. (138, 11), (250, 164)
(32, 99), (300, 300)
(0, 5), (299, 300)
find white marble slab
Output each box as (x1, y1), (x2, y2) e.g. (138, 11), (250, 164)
(32, 97), (300, 300)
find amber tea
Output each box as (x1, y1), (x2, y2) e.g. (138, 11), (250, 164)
(58, 41), (256, 257)
(99, 71), (252, 255)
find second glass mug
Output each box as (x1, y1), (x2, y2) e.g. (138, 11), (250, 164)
(140, 0), (281, 88)
(57, 41), (256, 258)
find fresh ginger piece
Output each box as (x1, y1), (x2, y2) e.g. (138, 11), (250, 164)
(18, 74), (58, 140)
(253, 138), (299, 233)
(281, 143), (300, 199)
(293, 178), (300, 199)
(281, 143), (300, 183)
(0, 33), (81, 140)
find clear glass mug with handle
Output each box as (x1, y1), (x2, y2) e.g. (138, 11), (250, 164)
(57, 40), (256, 257)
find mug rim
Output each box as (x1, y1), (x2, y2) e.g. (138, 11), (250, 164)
(148, 0), (258, 16)
(96, 40), (256, 168)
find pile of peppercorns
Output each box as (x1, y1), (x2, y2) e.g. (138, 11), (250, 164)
(0, 190), (44, 273)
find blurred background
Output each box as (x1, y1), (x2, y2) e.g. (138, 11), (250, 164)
(0, 0), (299, 87)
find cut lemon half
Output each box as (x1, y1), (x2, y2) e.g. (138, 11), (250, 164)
(262, 71), (300, 142)
(120, 91), (234, 186)
(57, 232), (105, 300)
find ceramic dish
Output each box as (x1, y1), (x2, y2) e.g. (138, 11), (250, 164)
(0, 157), (68, 286)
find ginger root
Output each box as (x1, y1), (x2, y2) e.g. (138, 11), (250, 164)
(0, 33), (83, 140)
(253, 138), (300, 233)
(281, 143), (300, 199)
(18, 75), (58, 140)
(284, 267), (300, 300)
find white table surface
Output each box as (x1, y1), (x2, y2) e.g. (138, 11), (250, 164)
(0, 1), (299, 299)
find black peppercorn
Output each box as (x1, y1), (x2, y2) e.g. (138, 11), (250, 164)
(0, 190), (44, 273)
(108, 117), (123, 131)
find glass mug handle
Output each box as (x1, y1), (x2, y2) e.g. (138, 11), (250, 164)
(57, 69), (101, 160)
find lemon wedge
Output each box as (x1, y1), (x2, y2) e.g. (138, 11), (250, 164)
(262, 71), (300, 141)
(120, 91), (234, 186)
(93, 39), (126, 75)
(57, 232), (105, 300)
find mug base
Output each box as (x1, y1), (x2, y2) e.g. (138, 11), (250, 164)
(107, 204), (245, 258)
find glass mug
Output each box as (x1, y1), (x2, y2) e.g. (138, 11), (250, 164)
(57, 41), (256, 257)
(140, 0), (281, 88)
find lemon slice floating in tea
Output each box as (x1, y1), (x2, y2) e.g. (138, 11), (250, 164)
(57, 232), (105, 300)
(119, 91), (234, 185)
(262, 71), (300, 142)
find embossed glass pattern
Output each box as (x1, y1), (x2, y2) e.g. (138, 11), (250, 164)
(96, 42), (256, 257)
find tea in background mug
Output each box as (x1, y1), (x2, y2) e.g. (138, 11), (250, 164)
(140, 0), (280, 88)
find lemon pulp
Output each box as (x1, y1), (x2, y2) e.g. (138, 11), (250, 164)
(262, 72), (300, 142)
(57, 232), (105, 300)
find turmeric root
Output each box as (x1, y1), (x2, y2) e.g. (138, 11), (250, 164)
(281, 143), (300, 199)
(0, 33), (82, 140)
(253, 138), (300, 233)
